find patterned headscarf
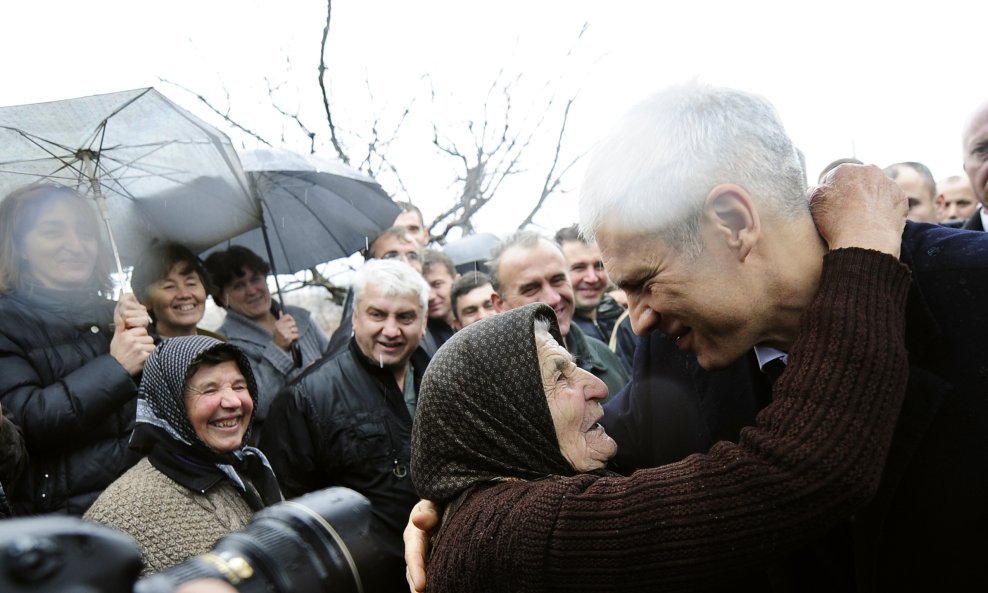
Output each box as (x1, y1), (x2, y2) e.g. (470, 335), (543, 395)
(411, 303), (576, 504)
(133, 335), (281, 510)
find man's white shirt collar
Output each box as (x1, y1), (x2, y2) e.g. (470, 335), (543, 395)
(754, 345), (788, 371)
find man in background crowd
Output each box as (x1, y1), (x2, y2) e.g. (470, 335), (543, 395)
(962, 100), (988, 231)
(554, 224), (624, 346)
(394, 201), (430, 247)
(487, 230), (628, 396)
(935, 175), (978, 226)
(450, 271), (497, 329)
(421, 249), (458, 349)
(884, 161), (938, 223)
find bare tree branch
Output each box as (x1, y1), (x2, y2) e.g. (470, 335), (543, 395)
(266, 77), (317, 154)
(518, 96), (586, 228)
(160, 77), (272, 146)
(318, 0), (349, 164)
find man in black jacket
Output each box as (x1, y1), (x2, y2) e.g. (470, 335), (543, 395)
(261, 258), (430, 593)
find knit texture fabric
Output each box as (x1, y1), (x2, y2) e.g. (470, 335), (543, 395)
(423, 249), (912, 592)
(84, 457), (252, 575)
(412, 303), (576, 504)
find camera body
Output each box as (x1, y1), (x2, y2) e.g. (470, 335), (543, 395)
(0, 487), (385, 593)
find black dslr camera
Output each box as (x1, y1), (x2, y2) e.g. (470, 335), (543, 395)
(0, 487), (387, 593)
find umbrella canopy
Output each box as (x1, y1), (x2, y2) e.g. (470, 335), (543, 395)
(442, 232), (501, 275)
(203, 148), (400, 274)
(0, 88), (258, 270)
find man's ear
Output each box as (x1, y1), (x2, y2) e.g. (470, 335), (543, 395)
(703, 184), (760, 261)
(492, 292), (507, 313)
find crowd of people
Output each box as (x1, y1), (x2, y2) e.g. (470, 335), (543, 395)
(0, 83), (986, 593)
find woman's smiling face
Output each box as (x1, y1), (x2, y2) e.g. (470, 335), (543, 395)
(536, 326), (617, 472)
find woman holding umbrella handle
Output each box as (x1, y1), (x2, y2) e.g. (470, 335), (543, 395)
(0, 183), (155, 516)
(204, 246), (328, 436)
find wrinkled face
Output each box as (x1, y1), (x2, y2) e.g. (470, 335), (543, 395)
(936, 178), (979, 223)
(537, 330), (616, 471)
(495, 241), (575, 336)
(19, 199), (98, 290)
(372, 235), (423, 273)
(453, 283), (497, 329)
(185, 360), (253, 453)
(424, 265), (455, 322)
(352, 285), (426, 369)
(597, 227), (756, 370)
(963, 107), (988, 209)
(892, 167), (937, 223)
(146, 263), (207, 337)
(560, 240), (609, 312)
(221, 267), (271, 322)
(394, 210), (429, 247)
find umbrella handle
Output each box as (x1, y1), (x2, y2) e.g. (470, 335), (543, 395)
(290, 341), (302, 369)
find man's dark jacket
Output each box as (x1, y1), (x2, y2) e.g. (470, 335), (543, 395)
(572, 293), (625, 346)
(961, 206), (984, 230)
(567, 322), (629, 399)
(259, 339), (428, 592)
(602, 223), (988, 591)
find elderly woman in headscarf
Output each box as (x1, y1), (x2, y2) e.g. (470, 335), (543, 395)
(411, 248), (912, 592)
(85, 335), (282, 575)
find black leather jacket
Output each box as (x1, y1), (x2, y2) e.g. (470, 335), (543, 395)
(260, 339), (429, 592)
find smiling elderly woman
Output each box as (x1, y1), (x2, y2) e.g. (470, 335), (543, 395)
(411, 248), (912, 592)
(85, 335), (282, 574)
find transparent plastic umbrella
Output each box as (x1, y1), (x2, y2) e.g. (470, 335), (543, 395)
(0, 88), (259, 276)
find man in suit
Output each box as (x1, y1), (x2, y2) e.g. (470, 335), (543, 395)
(405, 85), (988, 592)
(962, 100), (988, 231)
(580, 83), (988, 591)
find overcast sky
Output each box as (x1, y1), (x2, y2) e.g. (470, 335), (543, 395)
(2, 0), (985, 237)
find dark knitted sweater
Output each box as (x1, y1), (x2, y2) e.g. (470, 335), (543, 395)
(424, 249), (911, 593)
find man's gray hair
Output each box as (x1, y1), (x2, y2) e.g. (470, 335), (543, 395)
(486, 230), (562, 296)
(579, 82), (809, 257)
(352, 258), (429, 311)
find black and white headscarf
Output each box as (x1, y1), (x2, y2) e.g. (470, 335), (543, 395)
(411, 303), (579, 505)
(132, 335), (282, 511)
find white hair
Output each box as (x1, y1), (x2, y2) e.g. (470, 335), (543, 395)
(579, 82), (808, 257)
(352, 258), (429, 311)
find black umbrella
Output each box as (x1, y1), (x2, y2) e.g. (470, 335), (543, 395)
(204, 149), (399, 367)
(204, 149), (399, 273)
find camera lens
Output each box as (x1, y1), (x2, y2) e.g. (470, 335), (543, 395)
(136, 487), (386, 593)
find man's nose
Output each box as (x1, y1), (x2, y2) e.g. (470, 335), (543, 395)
(382, 317), (401, 336)
(627, 294), (659, 337)
(542, 288), (562, 307)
